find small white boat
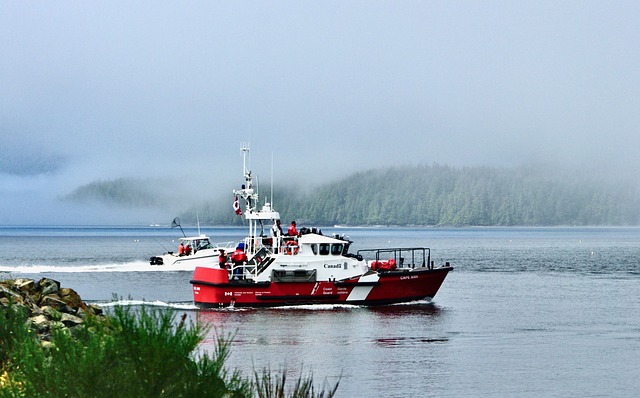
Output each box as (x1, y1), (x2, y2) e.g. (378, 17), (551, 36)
(149, 234), (231, 268)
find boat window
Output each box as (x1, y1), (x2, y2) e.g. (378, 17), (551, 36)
(311, 244), (318, 255)
(331, 244), (343, 255)
(195, 239), (212, 250)
(319, 243), (330, 255)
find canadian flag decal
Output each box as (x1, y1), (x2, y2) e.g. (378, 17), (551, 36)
(233, 196), (242, 215)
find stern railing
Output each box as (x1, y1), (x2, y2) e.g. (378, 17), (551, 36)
(357, 247), (434, 270)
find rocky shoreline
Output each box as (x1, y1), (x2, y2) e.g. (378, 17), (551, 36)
(0, 278), (103, 345)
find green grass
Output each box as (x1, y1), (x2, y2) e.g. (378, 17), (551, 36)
(0, 302), (339, 398)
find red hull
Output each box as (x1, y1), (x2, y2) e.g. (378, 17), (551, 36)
(191, 266), (452, 308)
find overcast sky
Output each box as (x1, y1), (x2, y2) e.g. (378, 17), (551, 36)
(1, 1), (639, 224)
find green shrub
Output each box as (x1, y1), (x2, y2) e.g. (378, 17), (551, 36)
(254, 366), (340, 398)
(0, 303), (338, 398)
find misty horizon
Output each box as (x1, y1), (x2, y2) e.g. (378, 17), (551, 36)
(2, 1), (640, 225)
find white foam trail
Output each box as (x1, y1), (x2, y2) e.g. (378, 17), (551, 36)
(393, 299), (435, 306)
(0, 261), (195, 274)
(265, 299), (434, 311)
(98, 299), (198, 310)
(268, 303), (361, 310)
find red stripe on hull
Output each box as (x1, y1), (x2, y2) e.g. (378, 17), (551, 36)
(191, 266), (452, 308)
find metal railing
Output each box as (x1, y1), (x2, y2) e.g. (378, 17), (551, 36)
(356, 247), (433, 270)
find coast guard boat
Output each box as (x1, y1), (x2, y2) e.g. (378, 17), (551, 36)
(190, 145), (453, 308)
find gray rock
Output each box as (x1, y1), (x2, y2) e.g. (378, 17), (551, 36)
(38, 278), (60, 296)
(58, 287), (86, 312)
(40, 295), (74, 314)
(15, 278), (37, 294)
(28, 314), (51, 333)
(41, 305), (62, 321)
(60, 313), (84, 327)
(0, 284), (21, 301)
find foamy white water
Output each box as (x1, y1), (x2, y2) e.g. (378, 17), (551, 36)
(0, 261), (197, 274)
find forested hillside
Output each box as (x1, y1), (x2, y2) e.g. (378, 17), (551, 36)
(192, 164), (640, 226)
(63, 178), (170, 208)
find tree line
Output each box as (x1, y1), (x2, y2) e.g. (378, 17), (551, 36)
(191, 164), (640, 226)
(63, 178), (169, 208)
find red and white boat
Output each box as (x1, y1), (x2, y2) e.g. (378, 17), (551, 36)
(190, 145), (453, 308)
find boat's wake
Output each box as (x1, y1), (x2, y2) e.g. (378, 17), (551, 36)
(0, 261), (194, 274)
(84, 300), (438, 313)
(267, 303), (361, 311)
(94, 299), (198, 310)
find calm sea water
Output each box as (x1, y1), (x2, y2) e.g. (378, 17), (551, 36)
(1, 226), (639, 397)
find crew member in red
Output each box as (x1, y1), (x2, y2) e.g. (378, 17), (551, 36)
(218, 249), (228, 268)
(231, 243), (248, 265)
(178, 242), (185, 256)
(231, 243), (248, 280)
(184, 245), (192, 255)
(287, 221), (298, 237)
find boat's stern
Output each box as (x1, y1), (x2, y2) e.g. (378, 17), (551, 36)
(191, 266), (231, 306)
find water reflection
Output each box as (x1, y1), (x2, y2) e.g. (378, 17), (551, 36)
(194, 302), (444, 328)
(367, 301), (443, 317)
(375, 336), (449, 347)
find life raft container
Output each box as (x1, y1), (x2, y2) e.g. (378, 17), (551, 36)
(370, 258), (396, 272)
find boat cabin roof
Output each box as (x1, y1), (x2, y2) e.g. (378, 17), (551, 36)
(179, 235), (210, 243)
(297, 233), (350, 245)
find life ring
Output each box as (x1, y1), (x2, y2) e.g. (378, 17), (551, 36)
(284, 241), (299, 255)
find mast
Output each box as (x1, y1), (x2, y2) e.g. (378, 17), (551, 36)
(233, 143), (281, 255)
(271, 151), (274, 210)
(235, 142), (256, 214)
(241, 142), (250, 190)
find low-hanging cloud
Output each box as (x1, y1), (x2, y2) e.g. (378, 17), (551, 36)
(2, 1), (640, 224)
(0, 146), (66, 176)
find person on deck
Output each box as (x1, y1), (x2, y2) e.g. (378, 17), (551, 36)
(287, 221), (298, 237)
(231, 244), (248, 280)
(231, 244), (248, 265)
(271, 220), (283, 238)
(178, 242), (185, 256)
(271, 219), (284, 253)
(218, 249), (228, 268)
